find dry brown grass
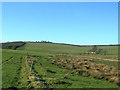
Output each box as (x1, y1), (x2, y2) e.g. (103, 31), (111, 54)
(102, 66), (111, 72)
(88, 70), (103, 79)
(64, 74), (69, 79)
(71, 70), (79, 74)
(82, 70), (90, 77)
(104, 76), (111, 80)
(66, 64), (73, 70)
(82, 65), (90, 69)
(49, 54), (119, 85)
(108, 76), (120, 84)
(62, 70), (67, 74)
(89, 62), (96, 67)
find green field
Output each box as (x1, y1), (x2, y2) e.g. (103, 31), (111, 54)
(1, 42), (119, 89)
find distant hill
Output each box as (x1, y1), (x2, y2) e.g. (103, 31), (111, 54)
(2, 41), (26, 50)
(1, 41), (119, 49)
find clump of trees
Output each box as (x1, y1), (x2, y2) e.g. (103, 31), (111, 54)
(88, 45), (107, 55)
(2, 42), (26, 50)
(40, 40), (52, 43)
(25, 40), (53, 43)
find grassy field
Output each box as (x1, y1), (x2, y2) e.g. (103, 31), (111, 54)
(2, 42), (119, 89)
(17, 43), (118, 57)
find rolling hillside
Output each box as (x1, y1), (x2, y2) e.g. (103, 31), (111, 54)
(1, 42), (119, 89)
(17, 42), (118, 57)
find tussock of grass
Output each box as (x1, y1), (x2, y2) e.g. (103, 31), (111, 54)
(48, 54), (120, 86)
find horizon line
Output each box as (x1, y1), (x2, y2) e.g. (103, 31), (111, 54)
(0, 40), (119, 46)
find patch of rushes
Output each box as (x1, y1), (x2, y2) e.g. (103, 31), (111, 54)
(93, 59), (118, 69)
(48, 54), (120, 86)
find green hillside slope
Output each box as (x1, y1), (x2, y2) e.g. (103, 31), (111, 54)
(2, 42), (119, 88)
(18, 43), (118, 57)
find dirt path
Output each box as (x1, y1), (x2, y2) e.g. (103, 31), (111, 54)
(80, 56), (119, 62)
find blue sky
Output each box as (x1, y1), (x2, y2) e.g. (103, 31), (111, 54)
(2, 2), (118, 45)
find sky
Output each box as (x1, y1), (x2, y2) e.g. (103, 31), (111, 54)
(2, 2), (118, 45)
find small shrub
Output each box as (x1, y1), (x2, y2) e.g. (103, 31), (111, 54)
(108, 76), (119, 84)
(66, 64), (73, 70)
(104, 76), (111, 80)
(102, 66), (111, 72)
(88, 70), (102, 78)
(82, 71), (90, 77)
(80, 66), (87, 72)
(64, 74), (69, 79)
(82, 65), (90, 69)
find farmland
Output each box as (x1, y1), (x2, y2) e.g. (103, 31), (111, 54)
(1, 42), (119, 89)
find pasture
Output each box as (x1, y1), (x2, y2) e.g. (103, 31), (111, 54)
(1, 42), (119, 89)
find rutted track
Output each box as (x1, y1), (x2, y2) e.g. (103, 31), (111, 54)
(20, 55), (53, 89)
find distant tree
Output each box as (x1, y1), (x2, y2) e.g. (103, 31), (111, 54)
(103, 50), (107, 55)
(98, 48), (103, 54)
(91, 45), (97, 52)
(8, 46), (12, 49)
